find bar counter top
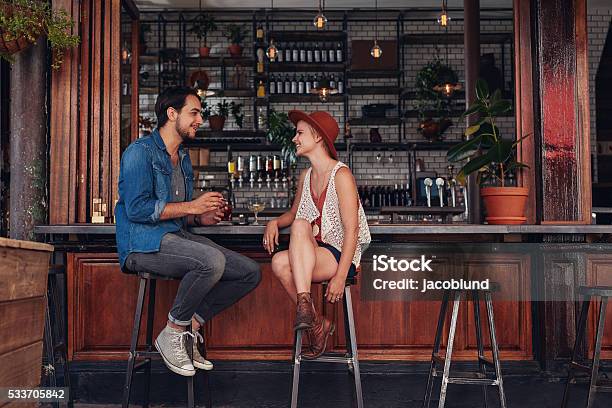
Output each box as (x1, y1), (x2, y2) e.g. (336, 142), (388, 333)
(34, 223), (612, 236)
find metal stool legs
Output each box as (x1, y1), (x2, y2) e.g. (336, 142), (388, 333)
(122, 275), (198, 408)
(423, 289), (506, 408)
(562, 291), (611, 408)
(290, 284), (363, 408)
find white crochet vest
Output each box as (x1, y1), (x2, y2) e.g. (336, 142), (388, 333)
(295, 161), (371, 267)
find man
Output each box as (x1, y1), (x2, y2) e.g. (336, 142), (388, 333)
(115, 86), (261, 377)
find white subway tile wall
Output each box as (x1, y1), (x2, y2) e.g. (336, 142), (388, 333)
(137, 10), (608, 188)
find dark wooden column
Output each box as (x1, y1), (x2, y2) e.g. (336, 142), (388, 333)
(464, 0), (481, 224)
(534, 0), (591, 224)
(9, 39), (47, 240)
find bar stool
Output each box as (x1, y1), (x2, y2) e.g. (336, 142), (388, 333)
(122, 271), (212, 408)
(423, 288), (506, 408)
(290, 276), (363, 408)
(562, 285), (612, 408)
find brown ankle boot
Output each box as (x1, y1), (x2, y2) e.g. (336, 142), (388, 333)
(302, 315), (335, 360)
(295, 292), (315, 331)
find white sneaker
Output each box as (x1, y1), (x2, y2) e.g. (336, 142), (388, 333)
(154, 326), (196, 377)
(192, 330), (214, 371)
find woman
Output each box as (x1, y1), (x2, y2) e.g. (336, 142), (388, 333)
(263, 110), (371, 359)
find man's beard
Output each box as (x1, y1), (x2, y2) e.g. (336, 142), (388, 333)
(176, 121), (194, 141)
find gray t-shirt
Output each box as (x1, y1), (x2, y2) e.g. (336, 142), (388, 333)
(170, 164), (186, 203)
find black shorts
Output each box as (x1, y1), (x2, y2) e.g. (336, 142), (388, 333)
(317, 241), (357, 278)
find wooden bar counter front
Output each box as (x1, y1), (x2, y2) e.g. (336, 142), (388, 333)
(37, 224), (612, 367)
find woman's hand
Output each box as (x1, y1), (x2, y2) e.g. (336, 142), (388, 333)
(263, 219), (279, 254)
(325, 273), (346, 303)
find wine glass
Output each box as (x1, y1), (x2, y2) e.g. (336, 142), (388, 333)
(248, 196), (266, 225)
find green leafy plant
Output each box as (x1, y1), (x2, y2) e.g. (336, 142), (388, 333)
(201, 99), (243, 130)
(267, 110), (297, 165)
(0, 0), (80, 68)
(414, 57), (458, 139)
(189, 13), (217, 46)
(447, 79), (527, 187)
(224, 23), (247, 45)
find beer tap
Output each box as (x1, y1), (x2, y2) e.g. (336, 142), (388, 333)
(256, 155), (263, 189)
(237, 155), (244, 188)
(447, 165), (457, 207)
(265, 156), (272, 189)
(424, 178), (433, 208)
(249, 155), (256, 189)
(281, 159), (288, 190)
(436, 177), (445, 207)
(273, 155), (281, 190)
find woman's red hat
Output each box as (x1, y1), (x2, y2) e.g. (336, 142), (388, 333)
(288, 110), (339, 159)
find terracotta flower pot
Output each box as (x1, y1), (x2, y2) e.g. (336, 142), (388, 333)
(481, 186), (529, 224)
(228, 44), (243, 57)
(199, 46), (211, 57)
(208, 115), (226, 131)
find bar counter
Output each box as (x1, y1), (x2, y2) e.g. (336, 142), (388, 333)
(35, 223), (612, 370)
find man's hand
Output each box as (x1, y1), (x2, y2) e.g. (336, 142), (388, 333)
(197, 208), (225, 225)
(190, 191), (224, 215)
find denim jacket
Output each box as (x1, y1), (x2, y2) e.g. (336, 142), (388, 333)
(115, 128), (194, 269)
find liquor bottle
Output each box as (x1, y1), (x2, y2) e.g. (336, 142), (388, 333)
(227, 146), (236, 189)
(256, 24), (264, 40)
(336, 42), (343, 62)
(292, 43), (298, 62)
(392, 184), (400, 206)
(305, 75), (313, 94)
(314, 43), (321, 62)
(307, 43), (313, 63)
(398, 184), (406, 206)
(385, 186), (393, 207)
(256, 47), (265, 73)
(284, 74), (291, 94)
(269, 74), (276, 94)
(257, 80), (266, 98)
(290, 74), (298, 94)
(276, 75), (283, 94)
(328, 43), (335, 62)
(277, 43), (284, 62)
(321, 43), (328, 62)
(313, 73), (319, 89)
(369, 186), (377, 208)
(404, 182), (412, 207)
(298, 74), (305, 94)
(329, 74), (336, 89)
(284, 42), (292, 62)
(337, 75), (344, 94)
(299, 42), (306, 62)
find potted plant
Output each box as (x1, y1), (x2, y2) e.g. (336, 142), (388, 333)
(189, 13), (217, 57)
(201, 100), (244, 131)
(224, 23), (247, 57)
(267, 110), (297, 165)
(414, 57), (458, 141)
(0, 0), (80, 69)
(447, 79), (529, 224)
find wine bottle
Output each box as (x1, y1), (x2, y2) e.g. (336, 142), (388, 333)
(299, 42), (306, 62)
(321, 43), (328, 63)
(336, 42), (343, 62)
(307, 44), (313, 63)
(337, 75), (344, 94)
(298, 74), (305, 94)
(284, 74), (291, 94)
(269, 75), (276, 94)
(291, 74), (298, 94)
(292, 43), (298, 62)
(314, 43), (321, 62)
(277, 42), (284, 62)
(284, 42), (291, 62)
(328, 43), (335, 62)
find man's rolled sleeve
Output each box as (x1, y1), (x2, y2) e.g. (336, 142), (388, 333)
(120, 144), (165, 224)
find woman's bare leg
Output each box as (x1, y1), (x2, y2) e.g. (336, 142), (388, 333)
(288, 219), (318, 293)
(271, 250), (298, 303)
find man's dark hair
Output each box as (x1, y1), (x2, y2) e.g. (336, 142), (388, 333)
(155, 86), (200, 128)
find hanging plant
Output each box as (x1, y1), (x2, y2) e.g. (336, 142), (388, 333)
(414, 56), (458, 141)
(0, 0), (80, 69)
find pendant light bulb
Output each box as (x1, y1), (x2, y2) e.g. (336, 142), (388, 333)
(438, 10), (450, 26)
(370, 40), (383, 58)
(313, 11), (327, 30)
(266, 39), (278, 61)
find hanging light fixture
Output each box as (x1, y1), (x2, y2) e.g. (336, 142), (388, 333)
(266, 0), (278, 61)
(437, 0), (450, 27)
(433, 21), (461, 97)
(310, 77), (338, 102)
(194, 0), (215, 98)
(313, 0), (327, 30)
(370, 0), (382, 58)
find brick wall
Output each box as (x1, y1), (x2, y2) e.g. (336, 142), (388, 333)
(135, 9), (610, 211)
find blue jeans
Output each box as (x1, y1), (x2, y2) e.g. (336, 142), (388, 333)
(125, 230), (261, 325)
